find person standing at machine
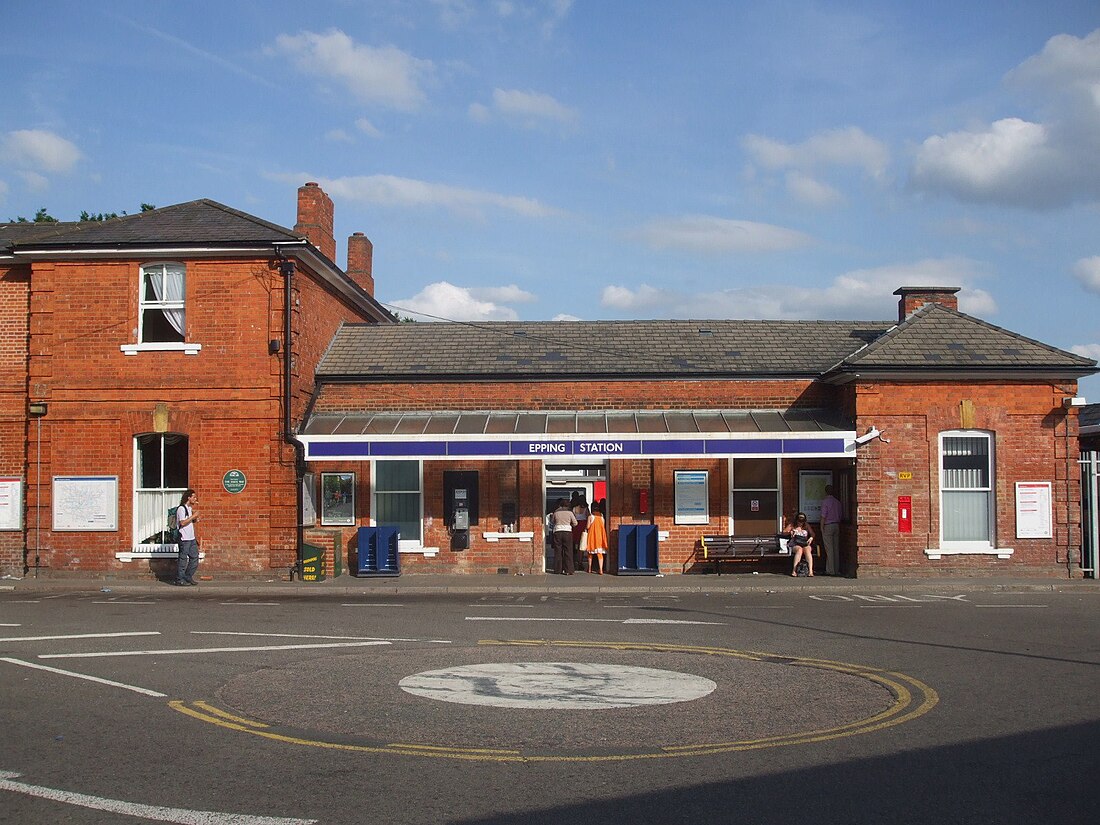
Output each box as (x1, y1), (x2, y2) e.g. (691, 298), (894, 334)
(570, 492), (589, 571)
(549, 498), (578, 575)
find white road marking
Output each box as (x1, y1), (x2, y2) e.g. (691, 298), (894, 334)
(341, 603), (406, 607)
(400, 662), (717, 709)
(39, 640), (392, 659)
(973, 604), (1048, 608)
(191, 631), (449, 643)
(465, 616), (723, 625)
(0, 631), (160, 643)
(0, 623), (21, 626)
(218, 602), (280, 606)
(0, 658), (166, 697)
(92, 600), (155, 605)
(0, 770), (316, 824)
(465, 603), (535, 608)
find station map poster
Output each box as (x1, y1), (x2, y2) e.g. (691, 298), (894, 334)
(53, 476), (118, 531)
(674, 470), (709, 525)
(1015, 481), (1052, 539)
(0, 477), (22, 530)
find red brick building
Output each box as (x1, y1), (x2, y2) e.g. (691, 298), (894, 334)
(0, 184), (392, 579)
(2, 185), (1095, 579)
(301, 289), (1096, 578)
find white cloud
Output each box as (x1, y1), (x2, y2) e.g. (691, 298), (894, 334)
(911, 118), (1064, 205)
(355, 118), (383, 138)
(391, 281), (521, 321)
(325, 129), (353, 143)
(600, 257), (994, 320)
(18, 171), (50, 191)
(0, 179), (7, 202)
(270, 30), (433, 111)
(470, 89), (579, 130)
(270, 172), (562, 220)
(635, 215), (814, 254)
(2, 129), (82, 173)
(469, 284), (537, 304)
(911, 29), (1100, 208)
(742, 127), (889, 180)
(785, 172), (843, 206)
(1073, 256), (1100, 293)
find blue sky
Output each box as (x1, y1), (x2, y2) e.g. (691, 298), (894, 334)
(3, 1), (1100, 397)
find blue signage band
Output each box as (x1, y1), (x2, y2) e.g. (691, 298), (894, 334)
(305, 437), (847, 460)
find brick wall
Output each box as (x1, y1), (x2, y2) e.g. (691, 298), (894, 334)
(0, 262), (30, 572)
(8, 250), (378, 578)
(854, 380), (1082, 576)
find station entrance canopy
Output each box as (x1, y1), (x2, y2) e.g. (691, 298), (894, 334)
(299, 410), (855, 461)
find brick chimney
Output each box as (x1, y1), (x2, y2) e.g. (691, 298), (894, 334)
(294, 182), (336, 263)
(894, 286), (960, 322)
(346, 232), (374, 296)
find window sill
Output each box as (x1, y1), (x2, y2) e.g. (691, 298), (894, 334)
(925, 547), (1014, 560)
(121, 342), (202, 356)
(117, 544), (206, 562)
(484, 531), (535, 543)
(398, 546), (439, 557)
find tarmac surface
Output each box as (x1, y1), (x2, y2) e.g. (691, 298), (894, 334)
(3, 569), (1097, 596)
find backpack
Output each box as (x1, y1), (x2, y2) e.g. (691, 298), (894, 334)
(166, 508), (181, 545)
(796, 559), (809, 577)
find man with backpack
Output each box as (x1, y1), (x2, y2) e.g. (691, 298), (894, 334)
(174, 489), (200, 586)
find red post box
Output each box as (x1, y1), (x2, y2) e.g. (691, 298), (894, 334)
(898, 496), (912, 533)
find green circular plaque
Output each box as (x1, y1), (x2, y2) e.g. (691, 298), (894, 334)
(223, 469), (247, 494)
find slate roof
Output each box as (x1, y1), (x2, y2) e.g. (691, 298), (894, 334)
(834, 303), (1096, 374)
(318, 319), (891, 380)
(0, 199), (301, 250)
(316, 305), (1096, 382)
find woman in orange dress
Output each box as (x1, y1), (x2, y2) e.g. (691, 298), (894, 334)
(585, 501), (610, 574)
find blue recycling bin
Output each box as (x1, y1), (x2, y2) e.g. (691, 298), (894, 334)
(356, 526), (400, 577)
(617, 524), (659, 575)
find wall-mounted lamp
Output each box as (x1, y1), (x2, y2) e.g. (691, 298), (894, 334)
(269, 339), (281, 355)
(1063, 396), (1086, 408)
(28, 402), (48, 417)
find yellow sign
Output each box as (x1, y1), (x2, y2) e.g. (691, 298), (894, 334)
(899, 472), (913, 480)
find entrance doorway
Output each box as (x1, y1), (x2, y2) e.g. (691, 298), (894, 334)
(543, 464), (607, 571)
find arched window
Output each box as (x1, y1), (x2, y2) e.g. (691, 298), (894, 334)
(134, 433), (189, 547)
(939, 430), (994, 548)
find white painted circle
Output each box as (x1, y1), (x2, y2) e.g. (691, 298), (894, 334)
(399, 662), (717, 709)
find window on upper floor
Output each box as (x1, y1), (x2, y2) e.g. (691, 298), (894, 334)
(140, 262), (186, 344)
(122, 262), (201, 355)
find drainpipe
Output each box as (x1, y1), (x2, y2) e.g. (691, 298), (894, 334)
(278, 255), (307, 580)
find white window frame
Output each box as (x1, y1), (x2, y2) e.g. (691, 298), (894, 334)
(121, 262), (202, 355)
(371, 460), (426, 551)
(119, 433), (193, 561)
(928, 430), (1012, 559)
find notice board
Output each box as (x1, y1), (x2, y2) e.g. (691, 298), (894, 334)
(53, 476), (118, 531)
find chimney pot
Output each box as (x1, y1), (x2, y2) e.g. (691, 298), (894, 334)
(347, 232), (375, 297)
(294, 183), (336, 263)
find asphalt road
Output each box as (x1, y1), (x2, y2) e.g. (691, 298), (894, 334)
(1, 587), (1097, 824)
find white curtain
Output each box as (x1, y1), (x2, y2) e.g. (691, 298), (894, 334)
(149, 265), (185, 336)
(942, 435), (991, 542)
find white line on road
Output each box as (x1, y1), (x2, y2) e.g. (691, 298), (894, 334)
(0, 770), (316, 824)
(465, 617), (724, 625)
(191, 631), (449, 643)
(0, 658), (166, 697)
(859, 604), (924, 608)
(972, 604), (1049, 608)
(92, 600), (155, 605)
(342, 603), (407, 607)
(466, 603), (535, 608)
(38, 640), (392, 659)
(0, 623), (21, 626)
(0, 631), (160, 643)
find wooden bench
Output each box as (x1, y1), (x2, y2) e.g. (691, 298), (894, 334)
(695, 534), (788, 575)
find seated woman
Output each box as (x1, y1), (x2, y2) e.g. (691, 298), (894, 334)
(783, 511), (815, 577)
